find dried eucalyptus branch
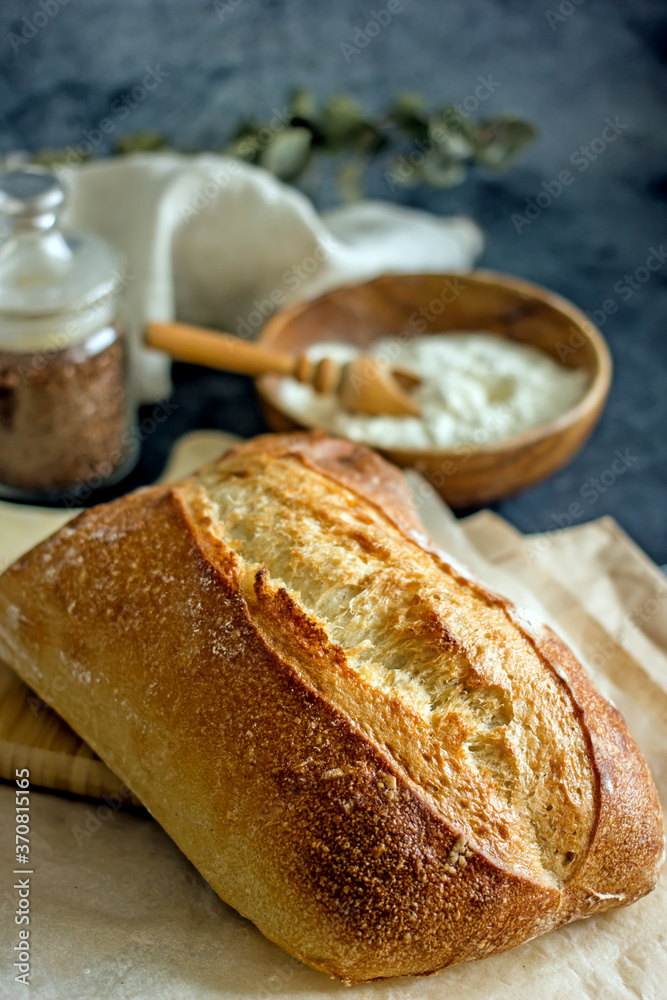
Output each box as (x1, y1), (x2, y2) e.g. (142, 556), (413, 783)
(220, 90), (536, 199)
(31, 88), (536, 202)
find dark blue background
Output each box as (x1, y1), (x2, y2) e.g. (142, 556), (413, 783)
(1, 0), (666, 563)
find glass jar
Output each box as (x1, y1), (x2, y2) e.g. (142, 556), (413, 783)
(0, 167), (138, 503)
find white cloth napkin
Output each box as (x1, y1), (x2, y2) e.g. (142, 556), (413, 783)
(58, 153), (483, 400)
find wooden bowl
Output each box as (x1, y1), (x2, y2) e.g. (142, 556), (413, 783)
(256, 271), (612, 508)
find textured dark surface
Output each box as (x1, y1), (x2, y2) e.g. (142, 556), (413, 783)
(1, 0), (666, 563)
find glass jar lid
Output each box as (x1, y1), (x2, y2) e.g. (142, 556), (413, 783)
(0, 166), (124, 318)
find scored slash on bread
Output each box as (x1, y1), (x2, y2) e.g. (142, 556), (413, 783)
(0, 431), (662, 983)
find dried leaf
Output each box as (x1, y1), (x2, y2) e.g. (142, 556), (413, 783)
(390, 93), (429, 140)
(288, 87), (318, 125)
(321, 94), (367, 149)
(474, 116), (538, 169)
(438, 104), (479, 141)
(114, 131), (167, 155)
(259, 127), (312, 180)
(428, 117), (474, 160)
(30, 148), (93, 167)
(224, 135), (259, 162)
(222, 119), (266, 161)
(419, 152), (467, 188)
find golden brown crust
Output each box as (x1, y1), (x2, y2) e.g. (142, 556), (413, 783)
(0, 431), (662, 983)
(224, 430), (426, 538)
(526, 623), (664, 918)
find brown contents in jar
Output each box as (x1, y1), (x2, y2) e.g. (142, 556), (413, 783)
(0, 327), (131, 492)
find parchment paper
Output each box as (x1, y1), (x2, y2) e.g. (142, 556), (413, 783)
(1, 433), (665, 1000)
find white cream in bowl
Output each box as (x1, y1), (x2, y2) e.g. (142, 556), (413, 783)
(267, 333), (589, 450)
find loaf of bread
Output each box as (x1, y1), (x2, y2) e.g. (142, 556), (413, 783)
(0, 432), (662, 983)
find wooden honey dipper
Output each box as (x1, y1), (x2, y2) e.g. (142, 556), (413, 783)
(145, 321), (421, 417)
